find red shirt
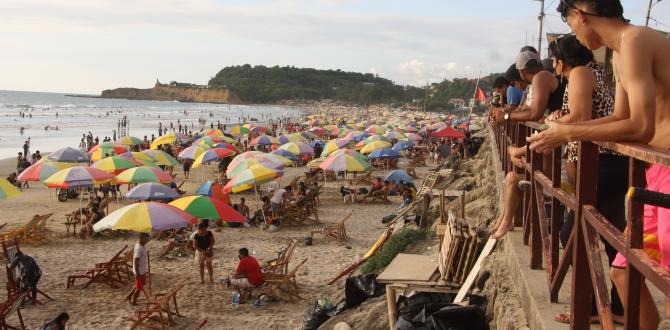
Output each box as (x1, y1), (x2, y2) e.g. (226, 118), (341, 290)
(236, 256), (264, 286)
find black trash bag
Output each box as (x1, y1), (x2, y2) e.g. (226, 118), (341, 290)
(302, 299), (335, 330)
(326, 299), (347, 317)
(396, 292), (453, 326)
(396, 305), (429, 330)
(344, 274), (385, 308)
(429, 304), (487, 330)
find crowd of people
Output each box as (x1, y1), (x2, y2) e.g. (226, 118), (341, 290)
(489, 0), (669, 327)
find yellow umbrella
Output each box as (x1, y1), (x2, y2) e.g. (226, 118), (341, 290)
(0, 178), (22, 200)
(360, 140), (392, 154)
(150, 133), (176, 150)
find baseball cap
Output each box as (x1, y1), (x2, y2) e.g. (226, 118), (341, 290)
(516, 51), (540, 70)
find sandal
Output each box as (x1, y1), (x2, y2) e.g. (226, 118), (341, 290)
(554, 312), (602, 324)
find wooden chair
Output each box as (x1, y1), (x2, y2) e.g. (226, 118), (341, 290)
(2, 239), (54, 305)
(63, 211), (83, 238)
(364, 185), (390, 203)
(310, 210), (353, 241)
(349, 171), (373, 186)
(0, 293), (25, 330)
(264, 239), (297, 275)
(31, 213), (54, 243)
(125, 278), (188, 330)
(99, 197), (113, 215)
(303, 191), (320, 224)
(66, 245), (129, 289)
(264, 258), (308, 302)
(409, 154), (427, 167)
(282, 197), (308, 227)
(0, 215), (43, 243)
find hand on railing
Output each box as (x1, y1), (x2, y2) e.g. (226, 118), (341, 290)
(527, 121), (568, 153)
(507, 146), (526, 168)
(489, 107), (506, 127)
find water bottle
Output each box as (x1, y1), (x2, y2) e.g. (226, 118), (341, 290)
(232, 290), (240, 307)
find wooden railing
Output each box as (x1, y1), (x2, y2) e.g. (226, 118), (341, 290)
(492, 121), (670, 329)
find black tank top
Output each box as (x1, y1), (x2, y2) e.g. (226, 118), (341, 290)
(194, 231), (213, 250)
(547, 79), (567, 112)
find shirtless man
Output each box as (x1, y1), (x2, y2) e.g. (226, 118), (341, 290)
(528, 1), (670, 329)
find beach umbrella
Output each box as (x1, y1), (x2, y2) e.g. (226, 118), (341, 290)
(139, 150), (179, 167)
(306, 158), (325, 169)
(362, 135), (391, 145)
(178, 145), (210, 160)
(385, 131), (407, 141)
(270, 149), (299, 161)
(119, 136), (143, 146)
(228, 126), (250, 136)
(368, 148), (401, 159)
(204, 129), (225, 137)
(223, 165), (282, 193)
(89, 143), (129, 161)
(249, 135), (279, 146)
(360, 140), (392, 154)
(278, 142), (314, 156)
(330, 149), (369, 162)
(194, 180), (214, 196)
(253, 153), (293, 166)
(226, 158), (284, 179)
(125, 182), (181, 201)
(384, 170), (414, 185)
(17, 160), (75, 182)
(309, 127), (328, 136)
(250, 126), (270, 135)
(320, 154), (372, 172)
(121, 151), (156, 163)
(228, 151), (264, 169)
(392, 141), (415, 151)
(92, 156), (139, 174)
(169, 196), (245, 224)
(211, 143), (240, 154)
(93, 202), (196, 233)
(321, 139), (351, 157)
(0, 178), (21, 201)
(309, 141), (326, 149)
(432, 127), (465, 139)
(44, 166), (115, 188)
(47, 147), (89, 163)
(406, 133), (423, 142)
(192, 148), (235, 168)
(300, 132), (318, 140)
(150, 133), (177, 149)
(115, 167), (175, 185)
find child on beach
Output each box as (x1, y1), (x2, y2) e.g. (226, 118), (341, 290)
(192, 222), (215, 284)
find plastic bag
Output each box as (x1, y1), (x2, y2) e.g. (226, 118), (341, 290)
(344, 274), (385, 308)
(302, 299), (335, 330)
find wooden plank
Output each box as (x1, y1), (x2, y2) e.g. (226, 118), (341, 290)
(596, 141), (670, 167)
(453, 238), (497, 304)
(377, 254), (438, 283)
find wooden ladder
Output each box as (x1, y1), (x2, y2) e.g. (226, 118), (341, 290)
(417, 171), (439, 195)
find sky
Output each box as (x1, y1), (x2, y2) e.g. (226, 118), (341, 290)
(0, 0), (667, 94)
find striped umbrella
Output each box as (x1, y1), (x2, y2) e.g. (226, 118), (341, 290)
(321, 138), (352, 157)
(192, 148), (235, 168)
(223, 165), (282, 193)
(115, 167), (175, 184)
(392, 141), (415, 151)
(150, 132), (188, 150)
(226, 158), (283, 179)
(92, 156), (139, 174)
(249, 134), (279, 146)
(119, 136), (143, 146)
(270, 149), (299, 161)
(178, 145), (210, 160)
(211, 143), (240, 154)
(17, 160), (75, 182)
(0, 178), (21, 200)
(169, 196), (245, 224)
(139, 150), (179, 166)
(93, 202), (196, 233)
(125, 182), (181, 201)
(228, 126), (250, 136)
(368, 148), (401, 159)
(309, 127), (328, 136)
(278, 142), (314, 156)
(320, 153), (372, 172)
(406, 133), (423, 142)
(44, 166), (115, 188)
(385, 131), (407, 141)
(48, 147), (89, 163)
(89, 143), (129, 161)
(360, 140), (392, 154)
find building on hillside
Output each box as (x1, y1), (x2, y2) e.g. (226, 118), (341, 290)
(448, 98), (465, 109)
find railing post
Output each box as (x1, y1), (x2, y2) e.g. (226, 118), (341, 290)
(624, 158), (646, 330)
(550, 146), (561, 296)
(530, 141), (543, 269)
(571, 141), (599, 329)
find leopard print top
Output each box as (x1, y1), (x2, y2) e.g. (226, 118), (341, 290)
(546, 61), (615, 163)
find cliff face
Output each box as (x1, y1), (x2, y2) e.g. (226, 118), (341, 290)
(101, 84), (242, 104)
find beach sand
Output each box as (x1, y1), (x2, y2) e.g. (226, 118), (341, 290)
(0, 155), (430, 329)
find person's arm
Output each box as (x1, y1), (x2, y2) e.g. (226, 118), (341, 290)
(207, 232), (215, 250)
(192, 238), (201, 251)
(509, 73), (553, 122)
(134, 257), (140, 278)
(553, 68), (594, 124)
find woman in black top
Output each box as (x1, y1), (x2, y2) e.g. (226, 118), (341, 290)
(192, 222), (215, 283)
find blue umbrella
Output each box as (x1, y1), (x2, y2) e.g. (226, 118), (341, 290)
(384, 170), (414, 185)
(195, 180), (214, 196)
(309, 141), (326, 149)
(125, 182), (181, 201)
(48, 147), (90, 163)
(392, 141), (415, 151)
(270, 149), (299, 161)
(368, 148), (401, 159)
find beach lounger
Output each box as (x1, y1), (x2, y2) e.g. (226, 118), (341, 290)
(310, 210), (353, 241)
(349, 171), (373, 186)
(0, 214), (44, 244)
(2, 238), (54, 305)
(363, 186), (390, 203)
(66, 245), (128, 289)
(125, 278), (188, 329)
(264, 239), (297, 275)
(264, 258), (308, 302)
(30, 213), (54, 243)
(0, 293), (25, 330)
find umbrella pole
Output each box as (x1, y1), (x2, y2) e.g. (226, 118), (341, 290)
(254, 185), (267, 225)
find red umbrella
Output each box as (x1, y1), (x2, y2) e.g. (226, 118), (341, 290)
(432, 127), (464, 139)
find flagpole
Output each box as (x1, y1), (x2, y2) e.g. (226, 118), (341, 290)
(467, 70), (482, 126)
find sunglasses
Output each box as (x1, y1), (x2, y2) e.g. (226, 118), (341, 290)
(551, 33), (573, 60)
(559, 0), (600, 22)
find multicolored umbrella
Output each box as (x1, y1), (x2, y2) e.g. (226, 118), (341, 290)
(44, 166), (115, 188)
(384, 170), (414, 185)
(368, 148), (401, 159)
(119, 136), (143, 146)
(169, 196), (245, 224)
(0, 178), (21, 200)
(278, 142), (314, 156)
(226, 158), (283, 179)
(223, 165), (282, 193)
(194, 180), (215, 196)
(385, 131), (407, 141)
(92, 156), (139, 174)
(150, 132), (188, 149)
(17, 160), (75, 182)
(192, 148), (235, 168)
(139, 150), (179, 166)
(406, 133), (423, 142)
(211, 143), (240, 154)
(89, 143), (129, 161)
(48, 147), (89, 163)
(125, 182), (181, 201)
(270, 149), (299, 161)
(321, 138), (352, 157)
(93, 202), (197, 233)
(249, 134), (279, 146)
(309, 127), (328, 136)
(432, 127), (465, 139)
(392, 141), (415, 151)
(228, 126), (250, 136)
(360, 140), (392, 154)
(178, 145), (210, 160)
(114, 167), (175, 184)
(320, 153), (372, 172)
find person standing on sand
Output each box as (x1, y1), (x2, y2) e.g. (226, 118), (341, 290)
(126, 233), (149, 305)
(192, 222), (215, 284)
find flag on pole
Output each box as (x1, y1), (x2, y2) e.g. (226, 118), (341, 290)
(475, 87), (486, 103)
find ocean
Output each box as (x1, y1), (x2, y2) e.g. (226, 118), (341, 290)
(0, 90), (304, 159)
